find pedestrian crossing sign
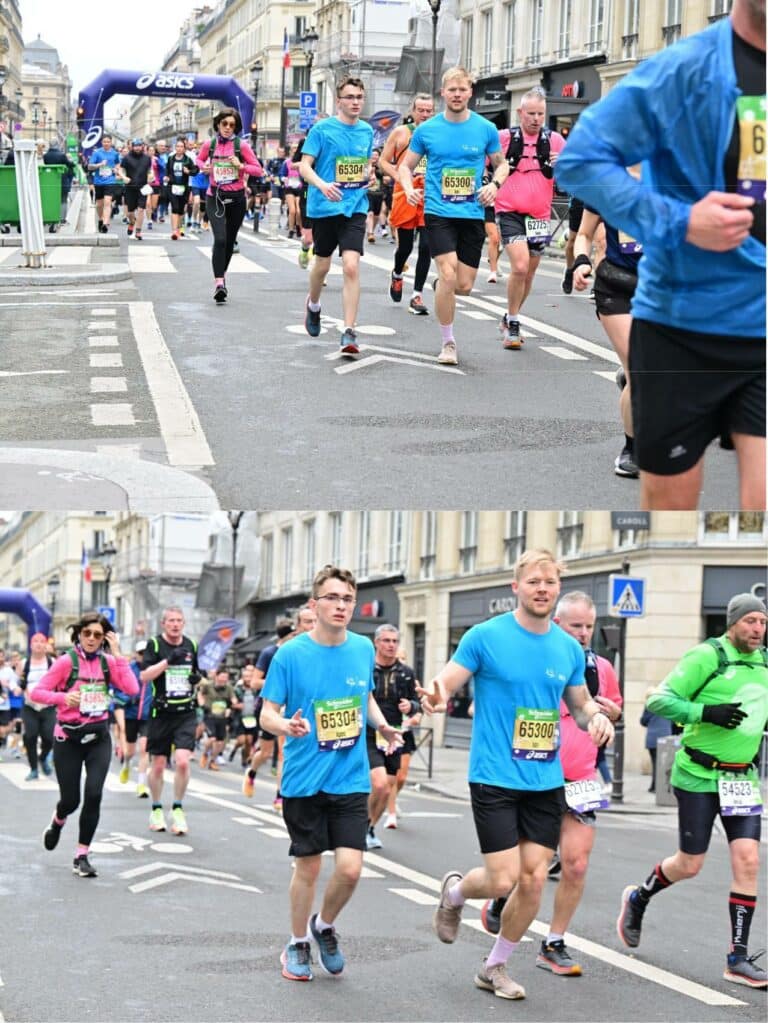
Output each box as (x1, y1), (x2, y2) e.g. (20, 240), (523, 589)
(608, 574), (646, 618)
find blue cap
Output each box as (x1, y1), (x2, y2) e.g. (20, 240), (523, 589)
(131, 137), (143, 145)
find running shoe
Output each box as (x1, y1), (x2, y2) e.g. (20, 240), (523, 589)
(304, 297), (322, 337)
(126, 225), (133, 236)
(409, 296), (429, 316)
(614, 447), (639, 479)
(171, 231), (179, 240)
(384, 813), (398, 829)
(617, 885), (645, 948)
(501, 315), (522, 350)
(548, 851), (562, 879)
(73, 855), (98, 878)
(298, 247), (310, 269)
(119, 763), (130, 784)
(273, 796), (283, 813)
(487, 271), (497, 283)
(389, 272), (403, 303)
(134, 230), (143, 241)
(281, 941), (313, 981)
(536, 939), (582, 976)
(199, 751), (209, 770)
(147, 220), (153, 230)
(480, 896), (507, 935)
(171, 808), (188, 835)
(233, 241), (240, 254)
(339, 329), (359, 356)
(41, 753), (53, 776)
(136, 784), (150, 799)
(209, 761), (220, 771)
(242, 772), (255, 798)
(43, 819), (62, 851)
(433, 870), (464, 943)
(615, 366), (627, 391)
(724, 951), (767, 989)
(474, 959), (525, 1000)
(365, 826), (382, 850)
(367, 233), (376, 243)
(149, 807), (166, 832)
(213, 285), (227, 304)
(437, 341), (458, 366)
(25, 769), (38, 781)
(310, 913), (345, 975)
(562, 267), (574, 294)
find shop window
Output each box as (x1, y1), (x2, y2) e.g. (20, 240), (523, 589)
(556, 511), (583, 559)
(702, 512), (766, 543)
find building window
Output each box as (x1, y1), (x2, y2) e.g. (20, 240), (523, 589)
(281, 526), (293, 592)
(292, 66), (310, 93)
(556, 511), (583, 558)
(530, 0), (543, 62)
(420, 511), (437, 580)
(702, 512), (766, 543)
(502, 1), (516, 68)
(662, 0), (681, 44)
(91, 580), (108, 606)
(481, 10), (493, 71)
(357, 511), (370, 578)
(557, 0), (572, 56)
(504, 511), (527, 566)
(387, 511), (404, 572)
(33, 86), (39, 96)
(623, 0), (640, 58)
(303, 518), (316, 589)
(587, 0), (605, 51)
(709, 0), (732, 20)
(459, 511), (478, 574)
(261, 534), (273, 595)
(329, 512), (343, 567)
(462, 17), (474, 70)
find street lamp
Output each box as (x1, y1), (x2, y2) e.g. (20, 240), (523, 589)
(227, 512), (244, 619)
(301, 27), (319, 82)
(174, 110), (181, 132)
(427, 0), (442, 99)
(94, 541), (118, 607)
(186, 100), (195, 132)
(31, 99), (40, 134)
(250, 59), (263, 144)
(47, 574), (60, 626)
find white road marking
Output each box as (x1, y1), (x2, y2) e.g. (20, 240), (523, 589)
(354, 324), (396, 336)
(195, 247), (268, 273)
(89, 336), (119, 346)
(231, 816), (263, 826)
(88, 321), (116, 331)
(388, 887), (435, 905)
(402, 812), (463, 819)
(594, 370), (618, 382)
(260, 827), (290, 839)
(90, 403), (136, 426)
(46, 247), (91, 266)
(128, 301), (215, 467)
(238, 233), (343, 274)
(0, 370), (67, 377)
(333, 353), (465, 376)
(128, 871), (262, 895)
(539, 345), (589, 361)
(128, 247), (177, 273)
(0, 290), (119, 299)
(459, 310), (495, 320)
(91, 308), (116, 316)
(89, 353), (123, 368)
(90, 377), (128, 393)
(121, 861), (240, 880)
(0, 763), (58, 790)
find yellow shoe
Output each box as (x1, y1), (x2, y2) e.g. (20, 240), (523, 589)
(242, 772), (254, 798)
(119, 764), (130, 784)
(136, 783), (150, 799)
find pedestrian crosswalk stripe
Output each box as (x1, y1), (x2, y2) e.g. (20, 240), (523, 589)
(91, 403), (136, 426)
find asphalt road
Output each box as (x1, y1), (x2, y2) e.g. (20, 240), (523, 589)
(0, 754), (765, 1022)
(0, 219), (742, 509)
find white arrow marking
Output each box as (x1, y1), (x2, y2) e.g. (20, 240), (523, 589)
(128, 872), (263, 894)
(120, 861), (240, 879)
(333, 353), (464, 376)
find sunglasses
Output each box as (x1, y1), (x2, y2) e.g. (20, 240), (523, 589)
(219, 120), (237, 127)
(81, 628), (105, 639)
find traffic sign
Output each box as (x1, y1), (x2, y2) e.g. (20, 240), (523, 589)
(608, 575), (645, 618)
(300, 91), (317, 110)
(97, 605), (116, 626)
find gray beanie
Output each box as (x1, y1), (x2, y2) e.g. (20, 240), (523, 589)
(726, 592), (767, 628)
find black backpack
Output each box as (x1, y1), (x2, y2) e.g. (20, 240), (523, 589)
(20, 653), (55, 690)
(505, 126), (553, 179)
(690, 637), (768, 701)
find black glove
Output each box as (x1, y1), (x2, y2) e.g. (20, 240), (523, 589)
(701, 702), (747, 729)
(166, 648), (188, 667)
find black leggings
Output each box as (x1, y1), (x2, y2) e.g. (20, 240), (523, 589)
(53, 728), (112, 846)
(21, 705), (55, 771)
(208, 190), (247, 278)
(394, 227), (431, 292)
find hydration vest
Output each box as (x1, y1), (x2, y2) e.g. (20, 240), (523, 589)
(690, 637), (768, 701)
(505, 126), (553, 179)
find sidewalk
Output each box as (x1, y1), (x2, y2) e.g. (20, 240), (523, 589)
(406, 742), (674, 816)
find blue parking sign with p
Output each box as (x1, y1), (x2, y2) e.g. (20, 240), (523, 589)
(300, 92), (317, 110)
(97, 605), (116, 626)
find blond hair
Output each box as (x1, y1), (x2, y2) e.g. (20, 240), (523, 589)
(513, 548), (565, 581)
(442, 66), (474, 88)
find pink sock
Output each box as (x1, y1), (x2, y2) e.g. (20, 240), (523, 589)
(215, 277), (224, 287)
(447, 881), (465, 908)
(440, 323), (455, 343)
(54, 816), (66, 826)
(486, 935), (519, 969)
(76, 844), (89, 858)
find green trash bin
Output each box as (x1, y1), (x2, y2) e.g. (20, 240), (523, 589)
(0, 164), (20, 224)
(0, 163), (66, 227)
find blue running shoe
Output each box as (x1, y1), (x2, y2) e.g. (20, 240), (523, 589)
(310, 914), (345, 975)
(280, 941), (313, 981)
(305, 297), (321, 337)
(339, 328), (359, 355)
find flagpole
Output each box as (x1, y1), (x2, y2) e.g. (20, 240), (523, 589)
(279, 53), (287, 148)
(79, 545), (84, 615)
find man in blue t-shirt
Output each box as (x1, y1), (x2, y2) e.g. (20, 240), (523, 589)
(87, 134), (122, 234)
(417, 548), (614, 1001)
(261, 564), (401, 983)
(399, 67), (507, 366)
(299, 77), (374, 357)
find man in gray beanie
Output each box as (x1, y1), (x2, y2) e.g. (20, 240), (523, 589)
(616, 590), (767, 988)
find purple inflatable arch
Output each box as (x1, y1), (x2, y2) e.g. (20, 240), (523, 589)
(0, 589), (52, 648)
(77, 69), (254, 152)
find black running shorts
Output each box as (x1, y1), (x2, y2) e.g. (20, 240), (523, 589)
(94, 184), (119, 200)
(203, 715), (228, 742)
(629, 319), (765, 475)
(366, 730), (402, 776)
(568, 198), (584, 234)
(146, 710), (197, 757)
(124, 718), (148, 744)
(124, 186), (148, 212)
(674, 787), (761, 854)
(424, 214), (486, 268)
(497, 211), (548, 253)
(311, 212), (366, 258)
(593, 258), (637, 318)
(469, 782), (567, 854)
(282, 790), (368, 857)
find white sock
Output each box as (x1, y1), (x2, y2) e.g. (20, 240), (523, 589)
(308, 299), (321, 312)
(291, 933), (310, 945)
(315, 914), (334, 932)
(547, 932), (564, 944)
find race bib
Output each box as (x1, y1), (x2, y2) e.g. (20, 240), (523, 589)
(171, 183), (186, 195)
(512, 707), (559, 762)
(736, 95), (766, 202)
(441, 167), (475, 203)
(525, 216), (550, 244)
(166, 667), (191, 698)
(242, 715), (257, 729)
(211, 699), (227, 717)
(98, 165), (112, 178)
(212, 161), (238, 185)
(79, 683), (108, 717)
(718, 774), (762, 816)
(335, 156), (369, 189)
(618, 229), (642, 254)
(564, 779), (609, 813)
(415, 156), (427, 176)
(314, 695), (362, 751)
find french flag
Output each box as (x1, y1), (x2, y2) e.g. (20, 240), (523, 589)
(81, 544), (92, 583)
(283, 28), (291, 69)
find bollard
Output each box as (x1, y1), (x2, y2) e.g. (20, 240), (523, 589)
(266, 196), (282, 239)
(14, 140), (46, 267)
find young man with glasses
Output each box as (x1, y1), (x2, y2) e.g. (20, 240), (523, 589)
(299, 77), (374, 356)
(260, 565), (402, 981)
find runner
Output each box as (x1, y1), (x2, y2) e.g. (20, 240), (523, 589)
(198, 668), (238, 770)
(494, 87), (566, 350)
(366, 149), (385, 242)
(140, 606), (200, 835)
(0, 649), (20, 763)
(242, 618), (295, 799)
(259, 564), (402, 981)
(384, 643), (422, 827)
(119, 138), (152, 241)
(30, 612), (138, 877)
(231, 664), (259, 767)
(617, 592), (768, 989)
(479, 591), (622, 977)
(293, 136), (314, 269)
(164, 137), (196, 241)
(189, 157), (209, 232)
(417, 549), (614, 1000)
(196, 108), (263, 303)
(121, 640), (152, 797)
(283, 144), (304, 238)
(299, 76), (374, 356)
(380, 95), (435, 316)
(145, 144), (161, 229)
(399, 67), (507, 365)
(87, 134), (121, 234)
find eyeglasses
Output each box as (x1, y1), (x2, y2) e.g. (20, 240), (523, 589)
(316, 594), (356, 606)
(219, 119), (236, 127)
(339, 94), (364, 101)
(81, 628), (104, 639)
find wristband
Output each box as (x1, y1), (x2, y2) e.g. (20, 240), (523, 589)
(490, 179), (501, 189)
(572, 254), (593, 272)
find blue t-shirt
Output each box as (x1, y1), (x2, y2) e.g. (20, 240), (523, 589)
(190, 168), (209, 190)
(262, 631), (375, 798)
(410, 112), (500, 219)
(90, 147), (121, 186)
(453, 613), (585, 790)
(303, 116), (374, 219)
